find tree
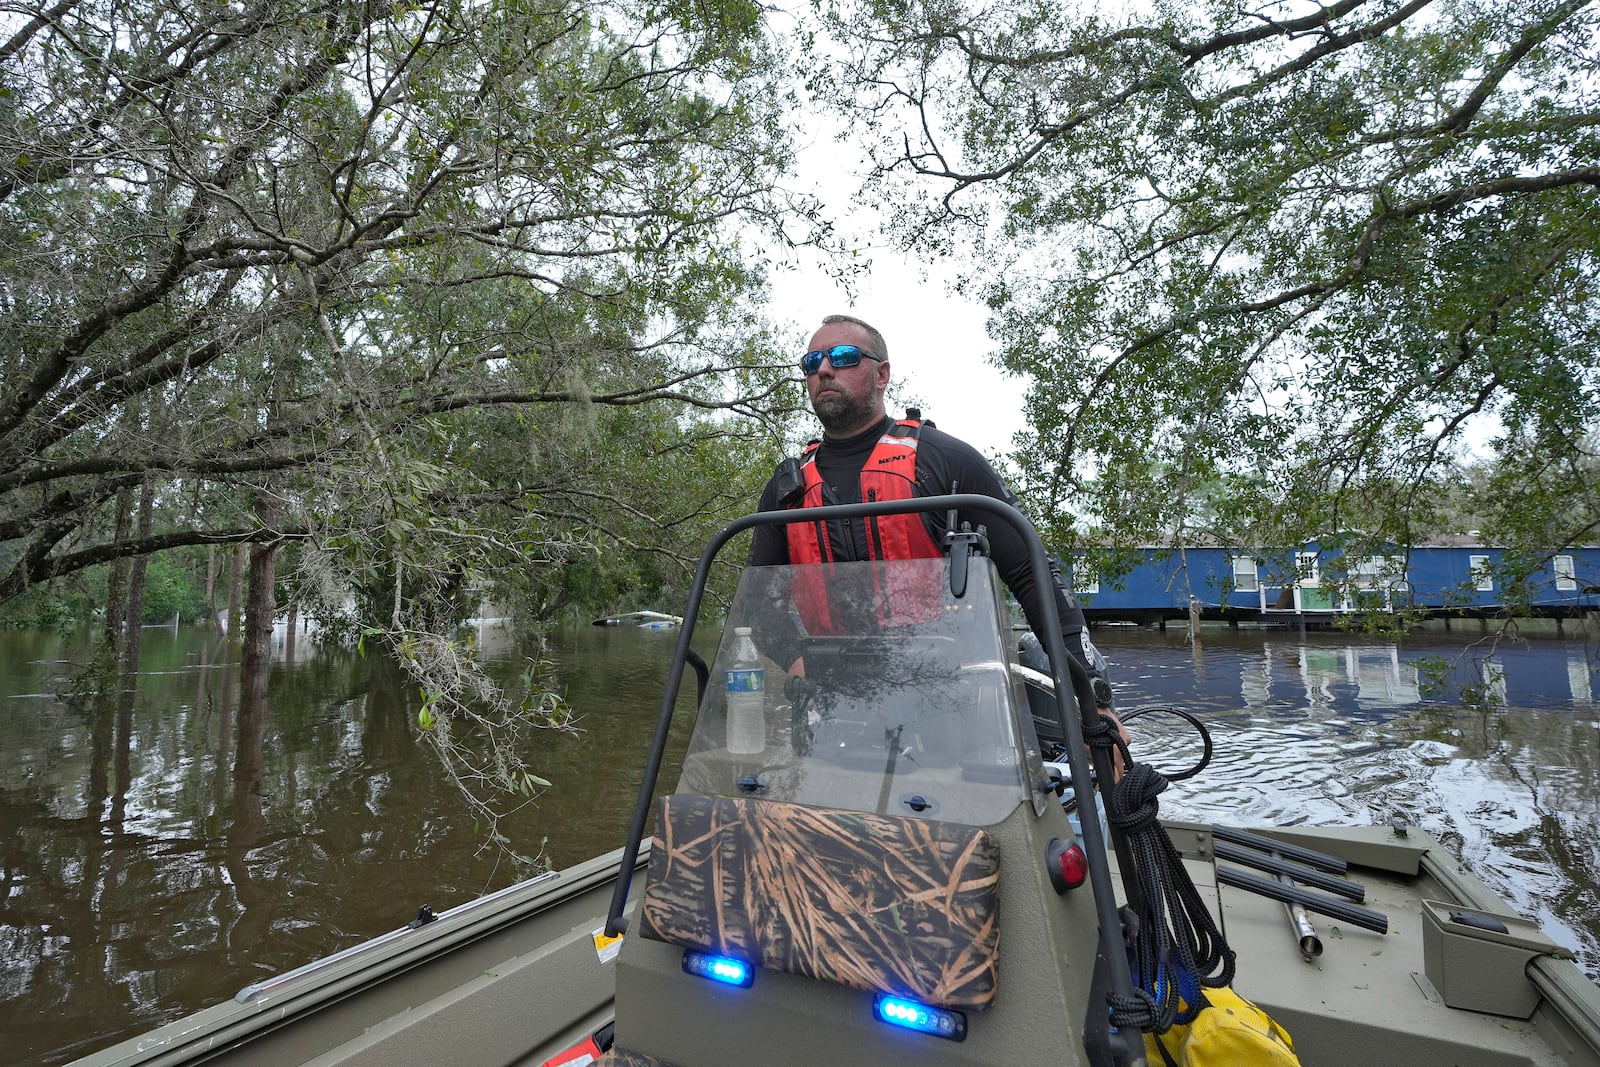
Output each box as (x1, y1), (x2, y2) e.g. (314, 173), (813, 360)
(3, 0), (815, 868)
(811, 0), (1600, 573)
(1, 0), (809, 608)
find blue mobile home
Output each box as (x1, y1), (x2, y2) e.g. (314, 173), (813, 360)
(1066, 541), (1600, 625)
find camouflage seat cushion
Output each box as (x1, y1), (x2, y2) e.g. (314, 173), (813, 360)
(639, 793), (1000, 1009)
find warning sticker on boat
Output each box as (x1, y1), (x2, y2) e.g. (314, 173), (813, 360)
(591, 928), (623, 963)
(539, 1035), (601, 1067)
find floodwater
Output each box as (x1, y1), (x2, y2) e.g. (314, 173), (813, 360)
(1, 620), (1597, 1067)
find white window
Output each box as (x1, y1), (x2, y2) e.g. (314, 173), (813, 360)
(1469, 555), (1493, 592)
(1554, 555), (1577, 592)
(1072, 557), (1099, 595)
(1354, 555), (1395, 590)
(1231, 556), (1259, 592)
(1297, 552), (1320, 584)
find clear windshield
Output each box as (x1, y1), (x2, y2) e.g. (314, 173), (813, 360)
(676, 557), (1045, 827)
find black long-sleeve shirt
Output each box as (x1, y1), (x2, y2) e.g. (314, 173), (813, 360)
(747, 417), (1102, 676)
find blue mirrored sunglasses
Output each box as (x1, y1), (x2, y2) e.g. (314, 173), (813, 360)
(800, 344), (882, 375)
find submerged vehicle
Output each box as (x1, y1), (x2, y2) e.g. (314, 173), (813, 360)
(73, 497), (1600, 1067)
(592, 610), (683, 629)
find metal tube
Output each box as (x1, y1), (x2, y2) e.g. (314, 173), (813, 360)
(1284, 893), (1323, 959)
(1274, 860), (1323, 961)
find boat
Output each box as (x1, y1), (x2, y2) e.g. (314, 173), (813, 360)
(71, 495), (1600, 1067)
(593, 610), (683, 629)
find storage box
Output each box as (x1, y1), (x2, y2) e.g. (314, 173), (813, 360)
(1420, 899), (1570, 1017)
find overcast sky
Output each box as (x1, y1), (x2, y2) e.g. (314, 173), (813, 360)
(757, 99), (1033, 463)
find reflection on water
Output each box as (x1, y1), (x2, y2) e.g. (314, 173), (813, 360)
(1104, 627), (1600, 976)
(0, 621), (1595, 1066)
(0, 623), (701, 1067)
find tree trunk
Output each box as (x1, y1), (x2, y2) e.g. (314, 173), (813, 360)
(239, 493), (278, 716)
(230, 564), (271, 923)
(284, 601), (299, 663)
(120, 478), (156, 675)
(204, 545), (218, 631)
(102, 486), (135, 663)
(224, 543), (245, 637)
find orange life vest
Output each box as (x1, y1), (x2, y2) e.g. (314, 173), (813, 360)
(785, 420), (944, 633)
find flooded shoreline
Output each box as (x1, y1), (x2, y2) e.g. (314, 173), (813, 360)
(1, 622), (1596, 1066)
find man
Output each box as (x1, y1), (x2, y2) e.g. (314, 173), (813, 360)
(747, 314), (1113, 723)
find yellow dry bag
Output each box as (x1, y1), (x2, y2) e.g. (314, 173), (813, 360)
(1145, 986), (1302, 1067)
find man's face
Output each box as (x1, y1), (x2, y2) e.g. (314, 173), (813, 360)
(804, 322), (889, 437)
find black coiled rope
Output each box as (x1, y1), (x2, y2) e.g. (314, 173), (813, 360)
(1092, 715), (1235, 1035)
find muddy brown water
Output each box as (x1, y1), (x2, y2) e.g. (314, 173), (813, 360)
(2, 620), (1596, 1066)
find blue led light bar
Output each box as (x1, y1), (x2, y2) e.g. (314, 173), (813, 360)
(681, 950), (754, 988)
(873, 994), (967, 1041)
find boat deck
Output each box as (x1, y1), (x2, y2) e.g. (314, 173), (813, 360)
(1139, 824), (1591, 1067)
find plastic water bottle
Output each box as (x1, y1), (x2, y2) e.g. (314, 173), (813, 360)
(724, 626), (765, 754)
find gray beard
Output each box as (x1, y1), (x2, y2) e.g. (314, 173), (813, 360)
(813, 391), (876, 435)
